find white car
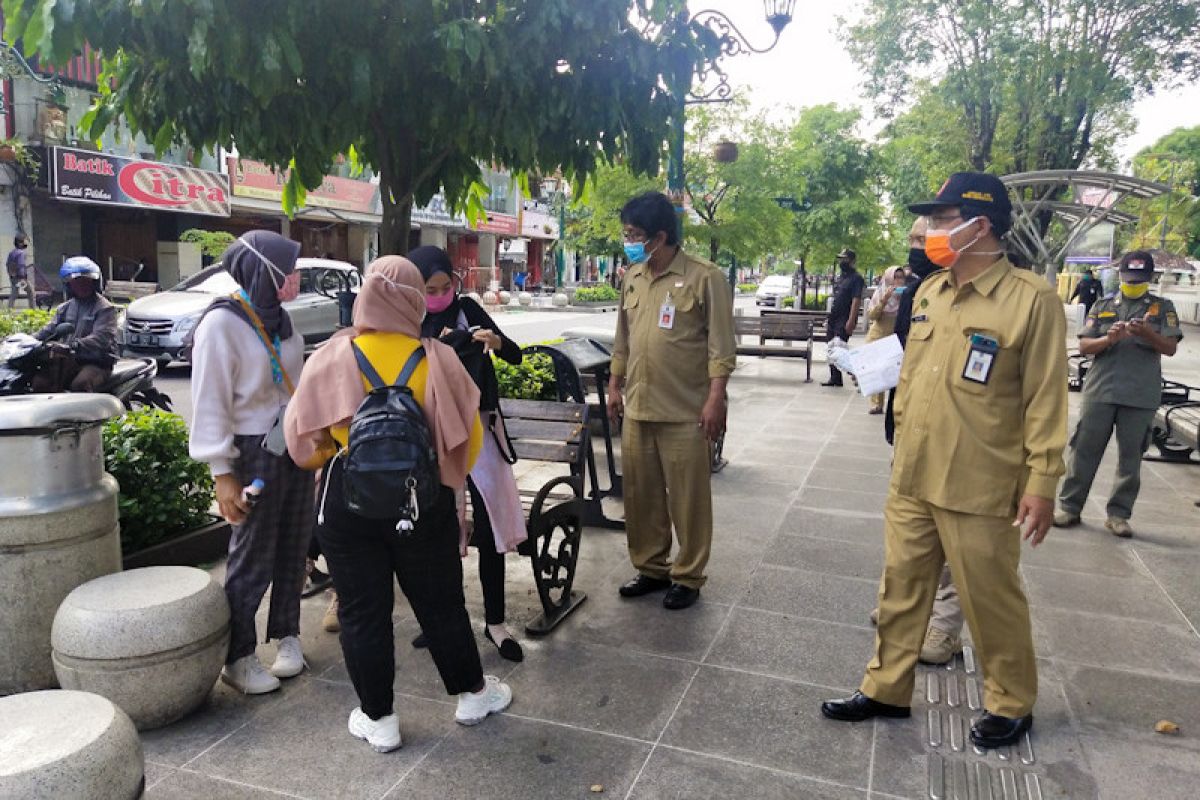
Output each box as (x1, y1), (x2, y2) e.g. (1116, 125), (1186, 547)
(119, 258), (360, 362)
(755, 275), (793, 307)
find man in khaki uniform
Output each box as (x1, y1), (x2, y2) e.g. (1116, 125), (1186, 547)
(821, 173), (1067, 749)
(608, 191), (737, 610)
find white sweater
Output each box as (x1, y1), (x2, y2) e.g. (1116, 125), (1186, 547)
(188, 308), (305, 477)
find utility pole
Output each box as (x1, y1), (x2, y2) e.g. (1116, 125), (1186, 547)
(1160, 158), (1178, 252)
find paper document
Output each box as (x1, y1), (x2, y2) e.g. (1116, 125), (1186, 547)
(828, 334), (905, 397)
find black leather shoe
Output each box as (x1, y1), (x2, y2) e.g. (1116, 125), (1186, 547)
(820, 691), (910, 722)
(662, 584), (700, 610)
(484, 627), (524, 662)
(970, 712), (1033, 749)
(820, 380), (843, 387)
(618, 574), (671, 598)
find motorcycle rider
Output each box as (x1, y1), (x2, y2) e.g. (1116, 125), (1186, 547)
(31, 256), (119, 393)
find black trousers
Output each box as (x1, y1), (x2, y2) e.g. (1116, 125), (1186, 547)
(827, 318), (854, 384)
(316, 460), (484, 719)
(467, 477), (506, 626)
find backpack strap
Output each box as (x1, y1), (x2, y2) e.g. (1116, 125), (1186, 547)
(395, 346), (426, 387)
(351, 341), (387, 391)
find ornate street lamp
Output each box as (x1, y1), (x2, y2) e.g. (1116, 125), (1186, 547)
(0, 42), (64, 114)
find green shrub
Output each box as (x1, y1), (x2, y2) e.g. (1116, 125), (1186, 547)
(180, 229), (236, 260)
(737, 283), (758, 294)
(800, 293), (829, 311)
(571, 284), (619, 303)
(782, 296), (796, 308)
(102, 409), (215, 553)
(494, 351), (559, 400)
(0, 308), (53, 337)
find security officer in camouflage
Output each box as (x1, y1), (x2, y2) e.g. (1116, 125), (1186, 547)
(1054, 251), (1182, 538)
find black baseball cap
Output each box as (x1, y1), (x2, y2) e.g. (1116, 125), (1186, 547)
(837, 248), (856, 260)
(908, 172), (1013, 220)
(1119, 250), (1154, 280)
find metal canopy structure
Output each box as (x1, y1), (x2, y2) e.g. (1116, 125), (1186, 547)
(1001, 170), (1169, 279)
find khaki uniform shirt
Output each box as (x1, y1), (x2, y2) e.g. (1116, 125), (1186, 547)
(1079, 292), (1183, 409)
(611, 249), (737, 422)
(891, 258), (1067, 516)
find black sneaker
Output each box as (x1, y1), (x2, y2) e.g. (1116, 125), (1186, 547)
(618, 574), (671, 598)
(302, 568), (333, 598)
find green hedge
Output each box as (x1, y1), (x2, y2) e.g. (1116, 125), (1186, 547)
(494, 351), (558, 401)
(571, 284), (619, 303)
(0, 308), (53, 337)
(102, 409), (215, 553)
(737, 283), (758, 293)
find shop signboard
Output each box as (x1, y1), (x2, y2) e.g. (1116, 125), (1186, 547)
(471, 212), (519, 236)
(52, 146), (231, 217)
(412, 192), (468, 228)
(521, 200), (557, 239)
(228, 158), (378, 215)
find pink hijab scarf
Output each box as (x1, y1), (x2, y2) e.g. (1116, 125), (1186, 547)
(870, 266), (904, 316)
(284, 256), (480, 490)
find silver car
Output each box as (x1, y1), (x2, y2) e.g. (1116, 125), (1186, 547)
(119, 258), (361, 362)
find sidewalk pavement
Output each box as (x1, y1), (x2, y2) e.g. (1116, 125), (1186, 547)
(142, 332), (1200, 800)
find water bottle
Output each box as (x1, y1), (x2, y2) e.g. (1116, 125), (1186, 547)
(242, 478), (266, 508)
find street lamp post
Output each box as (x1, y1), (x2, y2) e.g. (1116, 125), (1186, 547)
(666, 2), (795, 278)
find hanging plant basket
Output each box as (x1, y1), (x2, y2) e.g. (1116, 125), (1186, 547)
(713, 140), (739, 163)
(0, 145), (16, 163)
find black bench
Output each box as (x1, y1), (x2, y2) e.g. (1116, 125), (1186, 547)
(1150, 381), (1200, 464)
(474, 398), (590, 635)
(733, 310), (817, 382)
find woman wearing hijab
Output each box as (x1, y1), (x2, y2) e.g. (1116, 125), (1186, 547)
(188, 230), (310, 695)
(285, 256), (512, 753)
(864, 266), (906, 414)
(407, 245), (528, 662)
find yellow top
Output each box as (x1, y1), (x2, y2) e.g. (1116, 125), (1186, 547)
(891, 258), (1067, 516)
(330, 332), (482, 469)
(610, 249), (737, 422)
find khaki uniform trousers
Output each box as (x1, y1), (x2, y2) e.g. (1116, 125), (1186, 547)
(861, 491), (1037, 718)
(622, 418), (712, 589)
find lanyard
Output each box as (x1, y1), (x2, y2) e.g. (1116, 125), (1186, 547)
(233, 291), (295, 395)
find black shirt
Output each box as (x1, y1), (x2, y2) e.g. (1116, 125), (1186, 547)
(828, 268), (865, 323)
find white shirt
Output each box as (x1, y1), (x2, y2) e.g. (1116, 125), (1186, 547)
(188, 308), (305, 476)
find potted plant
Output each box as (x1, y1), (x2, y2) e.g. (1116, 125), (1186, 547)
(0, 139), (42, 174)
(101, 409), (229, 568)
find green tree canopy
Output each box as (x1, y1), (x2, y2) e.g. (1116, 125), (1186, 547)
(1127, 128), (1200, 258)
(4, 0), (712, 253)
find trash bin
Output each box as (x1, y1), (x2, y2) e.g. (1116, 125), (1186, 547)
(0, 393), (125, 694)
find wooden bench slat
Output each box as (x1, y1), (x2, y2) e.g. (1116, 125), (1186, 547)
(500, 398), (586, 423)
(505, 419), (585, 443)
(512, 441), (580, 464)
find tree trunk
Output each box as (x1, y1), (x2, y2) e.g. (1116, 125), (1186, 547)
(378, 159), (414, 256)
(709, 236), (719, 263)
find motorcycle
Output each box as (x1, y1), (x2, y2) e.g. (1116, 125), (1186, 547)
(0, 324), (173, 411)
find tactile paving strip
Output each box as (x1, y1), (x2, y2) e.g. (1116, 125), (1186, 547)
(923, 645), (1044, 800)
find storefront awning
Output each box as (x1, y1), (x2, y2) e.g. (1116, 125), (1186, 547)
(230, 196), (381, 227)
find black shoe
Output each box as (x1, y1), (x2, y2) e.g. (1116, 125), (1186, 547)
(301, 568), (333, 598)
(970, 712), (1033, 749)
(820, 691), (911, 722)
(618, 574), (671, 598)
(663, 584), (700, 610)
(484, 627), (524, 662)
(411, 632), (429, 649)
(820, 380), (843, 387)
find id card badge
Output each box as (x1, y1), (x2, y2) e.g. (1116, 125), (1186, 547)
(963, 333), (999, 385)
(658, 293), (676, 330)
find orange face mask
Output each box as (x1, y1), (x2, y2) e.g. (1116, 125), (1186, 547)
(924, 217), (999, 268)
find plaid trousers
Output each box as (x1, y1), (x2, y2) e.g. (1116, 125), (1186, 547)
(224, 435), (314, 663)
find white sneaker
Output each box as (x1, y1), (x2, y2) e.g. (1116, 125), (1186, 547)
(270, 636), (307, 678)
(221, 655), (281, 695)
(455, 675), (512, 726)
(348, 707), (402, 753)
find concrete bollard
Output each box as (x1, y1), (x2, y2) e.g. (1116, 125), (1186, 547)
(0, 394), (124, 694)
(0, 690), (144, 800)
(52, 566), (231, 730)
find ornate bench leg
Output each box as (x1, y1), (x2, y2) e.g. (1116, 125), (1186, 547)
(520, 498), (587, 636)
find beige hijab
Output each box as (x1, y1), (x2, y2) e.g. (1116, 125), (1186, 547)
(284, 256), (480, 490)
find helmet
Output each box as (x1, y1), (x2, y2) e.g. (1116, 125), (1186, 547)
(60, 256), (102, 283)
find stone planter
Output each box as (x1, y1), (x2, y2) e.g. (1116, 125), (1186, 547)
(498, 290), (512, 305)
(0, 394), (125, 694)
(52, 566), (230, 730)
(518, 292), (533, 306)
(121, 517), (231, 570)
(482, 290), (499, 305)
(0, 690), (143, 800)
(552, 293), (569, 307)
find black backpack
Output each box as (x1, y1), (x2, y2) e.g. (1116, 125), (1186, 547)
(343, 342), (440, 532)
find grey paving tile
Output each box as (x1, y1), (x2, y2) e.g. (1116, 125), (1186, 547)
(551, 583), (731, 661)
(1023, 566), (1184, 625)
(147, 769), (302, 799)
(186, 680), (447, 799)
(718, 460), (811, 487)
(661, 666), (874, 789)
(144, 762), (175, 791)
(387, 713), (650, 800)
(1019, 534), (1145, 577)
(741, 565), (878, 629)
(767, 532), (884, 581)
(813, 454), (893, 478)
(139, 677), (283, 768)
(797, 486), (890, 514)
(1033, 607), (1200, 678)
(628, 747), (867, 799)
(499, 639), (695, 740)
(1082, 734), (1200, 800)
(735, 446), (822, 470)
(1132, 548), (1200, 632)
(1061, 663), (1200, 752)
(702, 537), (768, 605)
(777, 507), (885, 541)
(705, 608), (873, 691)
(805, 467), (894, 494)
